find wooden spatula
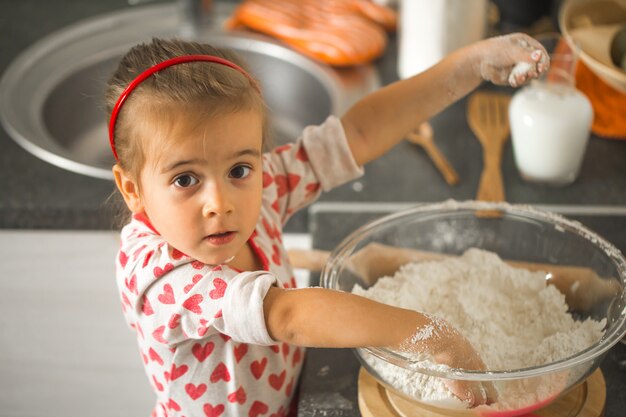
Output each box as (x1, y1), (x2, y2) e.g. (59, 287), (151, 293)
(467, 92), (512, 202)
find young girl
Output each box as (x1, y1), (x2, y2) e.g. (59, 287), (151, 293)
(108, 36), (548, 417)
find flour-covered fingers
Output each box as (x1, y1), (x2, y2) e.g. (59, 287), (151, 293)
(477, 33), (550, 86)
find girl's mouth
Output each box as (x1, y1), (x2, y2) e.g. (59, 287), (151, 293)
(205, 231), (236, 246)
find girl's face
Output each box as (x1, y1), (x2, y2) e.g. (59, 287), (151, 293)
(129, 108), (264, 266)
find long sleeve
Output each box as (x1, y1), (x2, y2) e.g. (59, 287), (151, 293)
(262, 115), (363, 225)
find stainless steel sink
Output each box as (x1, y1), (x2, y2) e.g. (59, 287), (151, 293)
(0, 3), (378, 180)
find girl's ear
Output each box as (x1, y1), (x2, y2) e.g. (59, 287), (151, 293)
(112, 164), (144, 214)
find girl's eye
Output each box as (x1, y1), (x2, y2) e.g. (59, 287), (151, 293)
(229, 165), (251, 179)
(173, 174), (199, 188)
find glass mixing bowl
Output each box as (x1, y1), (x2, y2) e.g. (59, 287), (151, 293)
(320, 200), (626, 416)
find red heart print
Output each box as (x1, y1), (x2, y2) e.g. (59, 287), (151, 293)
(132, 244), (146, 261)
(141, 296), (154, 315)
(148, 347), (163, 365)
(209, 278), (227, 299)
(262, 172), (273, 188)
(198, 326), (208, 337)
(210, 362), (231, 383)
(250, 357), (268, 379)
(305, 182), (320, 196)
(192, 341), (215, 362)
(292, 347), (302, 366)
(135, 322), (144, 339)
(152, 375), (163, 392)
(262, 218), (276, 239)
(168, 314), (181, 329)
(275, 175), (288, 197)
(286, 378), (294, 397)
(142, 250), (154, 268)
(249, 400), (269, 417)
(203, 403), (225, 417)
(119, 250), (129, 267)
(169, 363), (188, 381)
(271, 199), (280, 214)
(171, 248), (184, 260)
(227, 386), (247, 404)
(234, 343), (248, 363)
(158, 284), (176, 304)
(273, 226), (282, 242)
(184, 274), (203, 293)
(154, 263), (174, 278)
(141, 351), (148, 364)
(167, 398), (181, 411)
(121, 293), (131, 309)
(287, 173), (301, 190)
(183, 294), (203, 314)
(192, 260), (205, 270)
(125, 274), (137, 294)
(214, 309), (223, 318)
(152, 326), (167, 344)
(304, 182), (320, 198)
(271, 245), (282, 266)
(282, 343), (290, 360)
(270, 406), (285, 417)
(185, 383), (207, 400)
(219, 333), (231, 342)
(275, 144), (289, 153)
(269, 370), (286, 391)
(295, 145), (309, 162)
(270, 345), (280, 354)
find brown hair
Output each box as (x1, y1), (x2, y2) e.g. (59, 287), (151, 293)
(105, 38), (268, 182)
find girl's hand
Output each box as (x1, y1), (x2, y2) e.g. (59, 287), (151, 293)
(474, 33), (550, 87)
(395, 315), (498, 407)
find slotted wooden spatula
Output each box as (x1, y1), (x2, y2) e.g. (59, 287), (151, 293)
(467, 92), (512, 202)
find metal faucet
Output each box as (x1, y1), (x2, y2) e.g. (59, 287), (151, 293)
(128, 0), (211, 38)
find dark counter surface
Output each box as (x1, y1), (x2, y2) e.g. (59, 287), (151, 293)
(1, 1), (626, 232)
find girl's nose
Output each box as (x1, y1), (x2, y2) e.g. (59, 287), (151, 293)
(202, 183), (234, 217)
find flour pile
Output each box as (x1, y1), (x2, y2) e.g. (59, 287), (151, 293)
(352, 248), (606, 410)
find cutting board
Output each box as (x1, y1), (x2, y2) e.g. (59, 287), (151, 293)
(358, 367), (606, 417)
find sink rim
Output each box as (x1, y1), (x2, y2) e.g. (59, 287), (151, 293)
(0, 3), (376, 180)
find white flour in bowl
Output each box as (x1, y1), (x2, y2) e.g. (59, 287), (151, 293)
(352, 248), (606, 410)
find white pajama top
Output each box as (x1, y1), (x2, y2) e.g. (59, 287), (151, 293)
(115, 116), (363, 417)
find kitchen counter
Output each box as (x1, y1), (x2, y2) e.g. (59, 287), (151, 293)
(1, 1), (626, 232)
(1, 1), (626, 417)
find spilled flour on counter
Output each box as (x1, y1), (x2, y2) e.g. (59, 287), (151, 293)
(352, 248), (606, 411)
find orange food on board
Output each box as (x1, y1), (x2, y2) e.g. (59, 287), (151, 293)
(226, 0), (397, 67)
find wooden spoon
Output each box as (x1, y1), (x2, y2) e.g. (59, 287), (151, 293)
(467, 92), (512, 203)
(406, 122), (460, 186)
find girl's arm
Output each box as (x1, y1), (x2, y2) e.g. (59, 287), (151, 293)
(263, 286), (497, 406)
(342, 33), (549, 166)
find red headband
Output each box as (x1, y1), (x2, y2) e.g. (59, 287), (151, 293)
(108, 54), (259, 161)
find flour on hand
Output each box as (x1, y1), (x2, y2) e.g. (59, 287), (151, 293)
(352, 248), (605, 411)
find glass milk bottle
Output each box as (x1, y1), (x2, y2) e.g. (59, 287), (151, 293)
(509, 37), (593, 186)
